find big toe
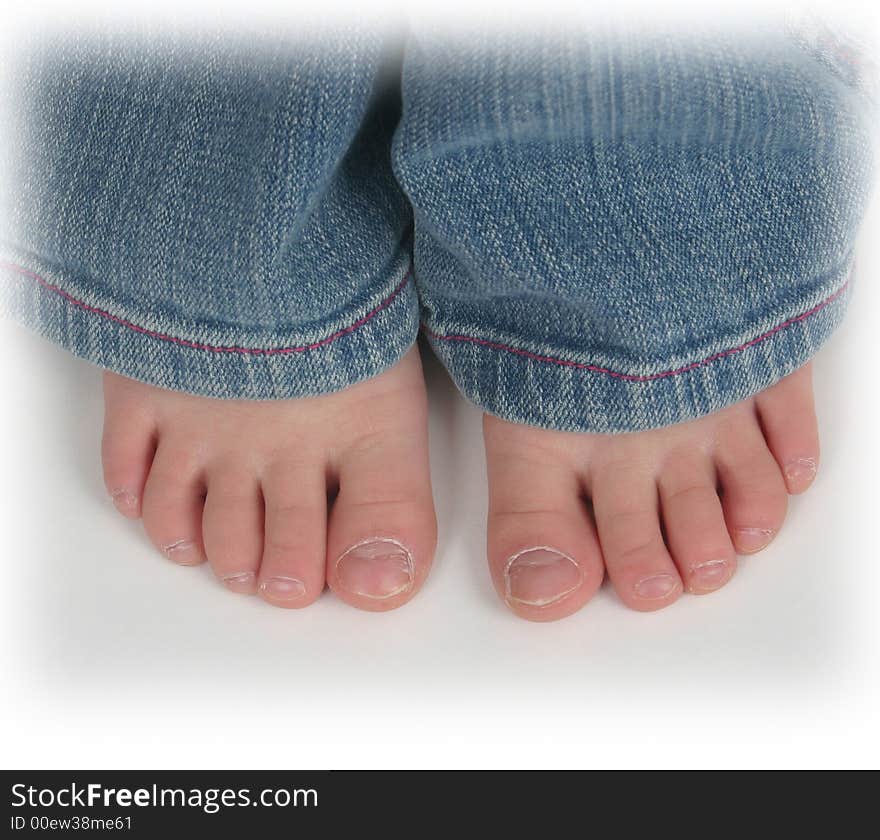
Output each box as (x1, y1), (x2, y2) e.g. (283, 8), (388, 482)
(483, 416), (604, 621)
(326, 415), (436, 612)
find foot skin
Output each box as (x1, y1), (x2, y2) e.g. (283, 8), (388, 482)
(484, 363), (819, 621)
(101, 347), (436, 611)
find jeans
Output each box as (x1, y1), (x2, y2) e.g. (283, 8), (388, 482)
(1, 22), (873, 432)
(1, 28), (417, 399)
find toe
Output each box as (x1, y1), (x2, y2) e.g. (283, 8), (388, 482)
(755, 363), (820, 494)
(591, 459), (683, 611)
(257, 459), (327, 608)
(326, 426), (436, 612)
(658, 453), (736, 594)
(715, 414), (788, 555)
(202, 465), (264, 597)
(101, 372), (157, 519)
(140, 440), (206, 566)
(484, 420), (603, 621)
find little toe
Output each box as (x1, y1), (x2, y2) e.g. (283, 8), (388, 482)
(257, 460), (328, 608)
(715, 415), (788, 555)
(101, 372), (157, 519)
(140, 441), (206, 567)
(658, 454), (736, 594)
(202, 465), (264, 596)
(484, 420), (603, 621)
(327, 427), (436, 612)
(755, 363), (820, 494)
(591, 460), (683, 611)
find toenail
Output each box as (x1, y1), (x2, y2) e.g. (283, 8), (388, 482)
(690, 558), (731, 590)
(335, 537), (414, 600)
(504, 546), (582, 608)
(784, 457), (817, 486)
(222, 572), (256, 593)
(736, 527), (775, 554)
(161, 539), (201, 565)
(110, 488), (138, 514)
(634, 573), (678, 600)
(259, 576), (306, 601)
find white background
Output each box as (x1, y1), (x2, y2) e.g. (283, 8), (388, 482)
(1, 0), (878, 769)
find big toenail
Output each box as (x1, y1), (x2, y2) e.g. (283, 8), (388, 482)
(736, 527), (774, 554)
(691, 559), (730, 589)
(335, 538), (414, 600)
(161, 539), (201, 565)
(259, 576), (306, 601)
(634, 573), (678, 599)
(110, 488), (137, 514)
(784, 457), (817, 486)
(222, 572), (256, 593)
(504, 547), (582, 608)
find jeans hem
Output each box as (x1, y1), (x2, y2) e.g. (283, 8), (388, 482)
(423, 262), (853, 433)
(0, 249), (418, 399)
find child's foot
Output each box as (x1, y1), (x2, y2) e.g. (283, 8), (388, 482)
(484, 363), (818, 621)
(101, 347), (436, 611)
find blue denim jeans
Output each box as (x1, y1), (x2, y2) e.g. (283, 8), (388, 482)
(1, 23), (874, 432)
(1, 29), (417, 399)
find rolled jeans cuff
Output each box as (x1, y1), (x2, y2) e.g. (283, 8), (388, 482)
(395, 27), (872, 434)
(1, 249), (417, 400)
(0, 29), (415, 400)
(421, 259), (853, 433)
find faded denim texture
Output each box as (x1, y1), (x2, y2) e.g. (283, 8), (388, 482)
(1, 24), (874, 431)
(0, 29), (417, 399)
(395, 26), (874, 432)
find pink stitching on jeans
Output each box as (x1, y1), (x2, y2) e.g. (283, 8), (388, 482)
(1, 260), (412, 356)
(423, 280), (849, 383)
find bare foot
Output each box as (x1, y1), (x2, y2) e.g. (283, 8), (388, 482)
(101, 347), (436, 611)
(483, 363), (818, 621)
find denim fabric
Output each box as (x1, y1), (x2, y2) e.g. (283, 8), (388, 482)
(393, 27), (874, 432)
(1, 25), (873, 431)
(0, 29), (416, 399)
